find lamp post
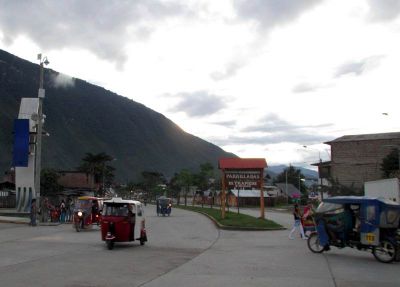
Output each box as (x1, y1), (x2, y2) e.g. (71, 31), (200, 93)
(298, 175), (305, 192)
(102, 158), (116, 196)
(303, 145), (324, 199)
(35, 54), (49, 220)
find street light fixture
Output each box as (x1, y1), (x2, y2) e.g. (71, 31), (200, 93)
(35, 53), (49, 220)
(102, 158), (117, 196)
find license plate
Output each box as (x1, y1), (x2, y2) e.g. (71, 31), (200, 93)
(366, 233), (375, 243)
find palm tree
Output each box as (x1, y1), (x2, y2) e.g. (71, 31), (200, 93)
(78, 152), (115, 195)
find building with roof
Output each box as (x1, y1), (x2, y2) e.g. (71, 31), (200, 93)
(275, 183), (301, 198)
(224, 189), (276, 207)
(314, 132), (400, 191)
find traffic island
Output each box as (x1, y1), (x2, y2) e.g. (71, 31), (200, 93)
(177, 206), (285, 231)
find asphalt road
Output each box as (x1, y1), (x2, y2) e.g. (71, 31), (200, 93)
(0, 205), (218, 287)
(1, 206), (399, 287)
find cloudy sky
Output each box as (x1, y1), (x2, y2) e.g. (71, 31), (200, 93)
(1, 0), (400, 169)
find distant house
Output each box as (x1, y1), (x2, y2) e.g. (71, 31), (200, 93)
(227, 189), (271, 207)
(275, 183), (301, 199)
(57, 171), (96, 196)
(313, 132), (400, 190)
(0, 181), (16, 208)
(264, 185), (282, 197)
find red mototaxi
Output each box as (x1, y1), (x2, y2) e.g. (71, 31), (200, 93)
(73, 196), (102, 232)
(101, 197), (147, 250)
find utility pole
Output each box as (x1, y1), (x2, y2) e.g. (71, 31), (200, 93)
(35, 54), (49, 221)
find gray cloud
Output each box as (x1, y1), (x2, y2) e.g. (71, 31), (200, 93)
(244, 114), (333, 133)
(209, 120), (237, 128)
(169, 90), (226, 117)
(334, 55), (385, 78)
(212, 132), (331, 146)
(292, 82), (320, 93)
(210, 59), (246, 81)
(0, 1), (188, 68)
(210, 0), (324, 81)
(367, 0), (400, 22)
(233, 0), (323, 31)
(209, 113), (332, 146)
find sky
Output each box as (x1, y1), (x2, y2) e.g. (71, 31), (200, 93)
(1, 0), (400, 170)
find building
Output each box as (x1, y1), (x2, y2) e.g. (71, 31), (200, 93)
(315, 132), (400, 191)
(275, 183), (301, 199)
(57, 171), (96, 196)
(227, 189), (271, 207)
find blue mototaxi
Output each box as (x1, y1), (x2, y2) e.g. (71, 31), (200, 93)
(156, 196), (172, 216)
(307, 196), (400, 263)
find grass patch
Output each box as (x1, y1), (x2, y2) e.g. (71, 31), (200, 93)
(177, 205), (283, 229)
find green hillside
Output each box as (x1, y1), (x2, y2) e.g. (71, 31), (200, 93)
(0, 49), (235, 182)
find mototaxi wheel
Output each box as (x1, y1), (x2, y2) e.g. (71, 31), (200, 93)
(106, 240), (114, 250)
(307, 232), (325, 253)
(373, 240), (396, 263)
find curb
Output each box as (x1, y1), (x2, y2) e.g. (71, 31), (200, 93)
(0, 218), (62, 226)
(178, 208), (286, 231)
(0, 219), (29, 224)
(198, 211), (286, 231)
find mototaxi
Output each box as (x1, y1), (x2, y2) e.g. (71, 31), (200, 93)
(307, 196), (400, 263)
(156, 196), (172, 216)
(73, 196), (102, 232)
(101, 197), (147, 250)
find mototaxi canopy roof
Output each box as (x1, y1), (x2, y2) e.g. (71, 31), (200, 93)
(323, 196), (400, 209)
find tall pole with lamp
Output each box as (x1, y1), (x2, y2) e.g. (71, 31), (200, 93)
(35, 54), (49, 221)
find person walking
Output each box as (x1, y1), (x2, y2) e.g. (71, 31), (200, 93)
(40, 197), (49, 223)
(288, 204), (307, 239)
(60, 200), (66, 223)
(30, 198), (37, 226)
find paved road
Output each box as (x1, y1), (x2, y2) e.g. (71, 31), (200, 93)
(1, 206), (399, 287)
(0, 206), (218, 287)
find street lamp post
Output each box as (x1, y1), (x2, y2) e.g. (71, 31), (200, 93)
(35, 54), (49, 220)
(102, 158), (116, 196)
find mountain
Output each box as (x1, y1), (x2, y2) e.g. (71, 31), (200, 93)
(267, 165), (319, 179)
(0, 49), (235, 182)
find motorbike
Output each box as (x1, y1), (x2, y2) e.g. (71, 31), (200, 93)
(156, 196), (172, 216)
(73, 196), (102, 232)
(307, 196), (400, 263)
(101, 197), (147, 250)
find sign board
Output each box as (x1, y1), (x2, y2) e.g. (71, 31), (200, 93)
(219, 157), (267, 219)
(225, 170), (262, 189)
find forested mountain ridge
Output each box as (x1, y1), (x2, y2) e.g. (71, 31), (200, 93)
(0, 49), (235, 182)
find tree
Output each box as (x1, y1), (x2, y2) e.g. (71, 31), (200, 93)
(380, 148), (399, 178)
(41, 169), (62, 196)
(136, 171), (166, 201)
(195, 162), (215, 190)
(274, 166), (307, 193)
(175, 169), (194, 206)
(192, 162), (215, 205)
(78, 152), (115, 195)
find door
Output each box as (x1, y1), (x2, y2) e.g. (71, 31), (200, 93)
(360, 204), (379, 246)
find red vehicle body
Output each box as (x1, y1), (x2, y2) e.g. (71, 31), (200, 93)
(73, 196), (102, 232)
(101, 198), (147, 250)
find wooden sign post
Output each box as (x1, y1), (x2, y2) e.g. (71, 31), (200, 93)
(219, 158), (267, 219)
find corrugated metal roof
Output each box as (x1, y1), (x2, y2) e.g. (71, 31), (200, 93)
(325, 132), (400, 144)
(230, 189), (270, 198)
(219, 158), (267, 169)
(275, 183), (301, 197)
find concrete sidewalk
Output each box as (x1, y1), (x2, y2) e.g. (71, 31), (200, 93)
(0, 215), (30, 224)
(0, 209), (62, 225)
